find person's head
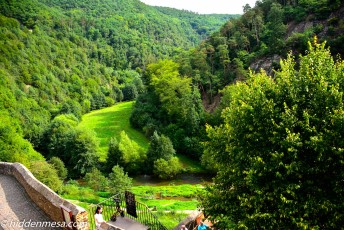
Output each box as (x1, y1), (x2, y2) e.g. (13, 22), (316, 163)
(95, 206), (102, 214)
(181, 224), (186, 229)
(199, 221), (204, 225)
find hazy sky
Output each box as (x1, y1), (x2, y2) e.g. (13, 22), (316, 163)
(140, 0), (257, 14)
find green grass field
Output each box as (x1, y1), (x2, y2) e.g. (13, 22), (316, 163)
(78, 101), (149, 161)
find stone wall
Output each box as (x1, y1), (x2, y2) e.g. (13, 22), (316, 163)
(0, 162), (89, 230)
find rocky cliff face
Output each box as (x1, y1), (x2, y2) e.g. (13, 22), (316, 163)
(250, 54), (281, 76)
(250, 3), (344, 75)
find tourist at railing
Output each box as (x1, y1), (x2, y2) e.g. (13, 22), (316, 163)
(95, 206), (106, 229)
(197, 221), (209, 230)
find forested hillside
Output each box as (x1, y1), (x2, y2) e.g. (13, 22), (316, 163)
(0, 0), (234, 182)
(193, 0), (344, 97)
(131, 0), (344, 160)
(155, 7), (238, 39)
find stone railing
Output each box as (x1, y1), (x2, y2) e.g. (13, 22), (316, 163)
(0, 162), (89, 230)
(173, 211), (202, 230)
(100, 222), (124, 230)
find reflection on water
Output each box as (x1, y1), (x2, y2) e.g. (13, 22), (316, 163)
(133, 173), (213, 186)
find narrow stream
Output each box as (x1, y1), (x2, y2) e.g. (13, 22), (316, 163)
(133, 173), (213, 186)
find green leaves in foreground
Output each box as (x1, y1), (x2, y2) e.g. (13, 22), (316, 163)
(200, 41), (344, 229)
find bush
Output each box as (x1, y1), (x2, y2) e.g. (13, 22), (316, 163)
(153, 157), (181, 179)
(108, 165), (133, 194)
(84, 168), (108, 191)
(48, 156), (68, 180)
(30, 161), (63, 192)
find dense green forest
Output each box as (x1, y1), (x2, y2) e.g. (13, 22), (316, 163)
(1, 0), (344, 228)
(0, 0), (234, 179)
(154, 6), (238, 39)
(131, 0), (344, 159)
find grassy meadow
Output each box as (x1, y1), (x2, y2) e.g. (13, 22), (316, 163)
(78, 101), (149, 161)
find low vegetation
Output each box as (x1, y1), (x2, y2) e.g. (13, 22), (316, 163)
(132, 184), (203, 199)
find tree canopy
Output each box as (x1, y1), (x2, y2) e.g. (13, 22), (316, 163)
(108, 165), (133, 195)
(200, 41), (344, 229)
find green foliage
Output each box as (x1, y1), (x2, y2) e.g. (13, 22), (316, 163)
(71, 128), (99, 177)
(84, 167), (108, 191)
(153, 157), (182, 179)
(116, 70), (144, 101)
(155, 7), (238, 38)
(200, 42), (344, 229)
(262, 3), (287, 54)
(131, 60), (205, 157)
(132, 184), (202, 199)
(61, 180), (102, 204)
(122, 84), (138, 101)
(46, 114), (78, 159)
(59, 99), (83, 120)
(176, 154), (205, 174)
(118, 130), (146, 174)
(154, 211), (189, 230)
(30, 161), (63, 192)
(146, 131), (176, 173)
(48, 156), (68, 180)
(108, 165), (133, 195)
(46, 114), (98, 177)
(0, 111), (44, 167)
(105, 137), (122, 173)
(149, 60), (193, 119)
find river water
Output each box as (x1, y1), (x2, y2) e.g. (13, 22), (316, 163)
(133, 173), (213, 186)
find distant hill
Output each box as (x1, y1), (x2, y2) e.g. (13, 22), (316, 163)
(0, 0), (235, 69)
(154, 6), (239, 38)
